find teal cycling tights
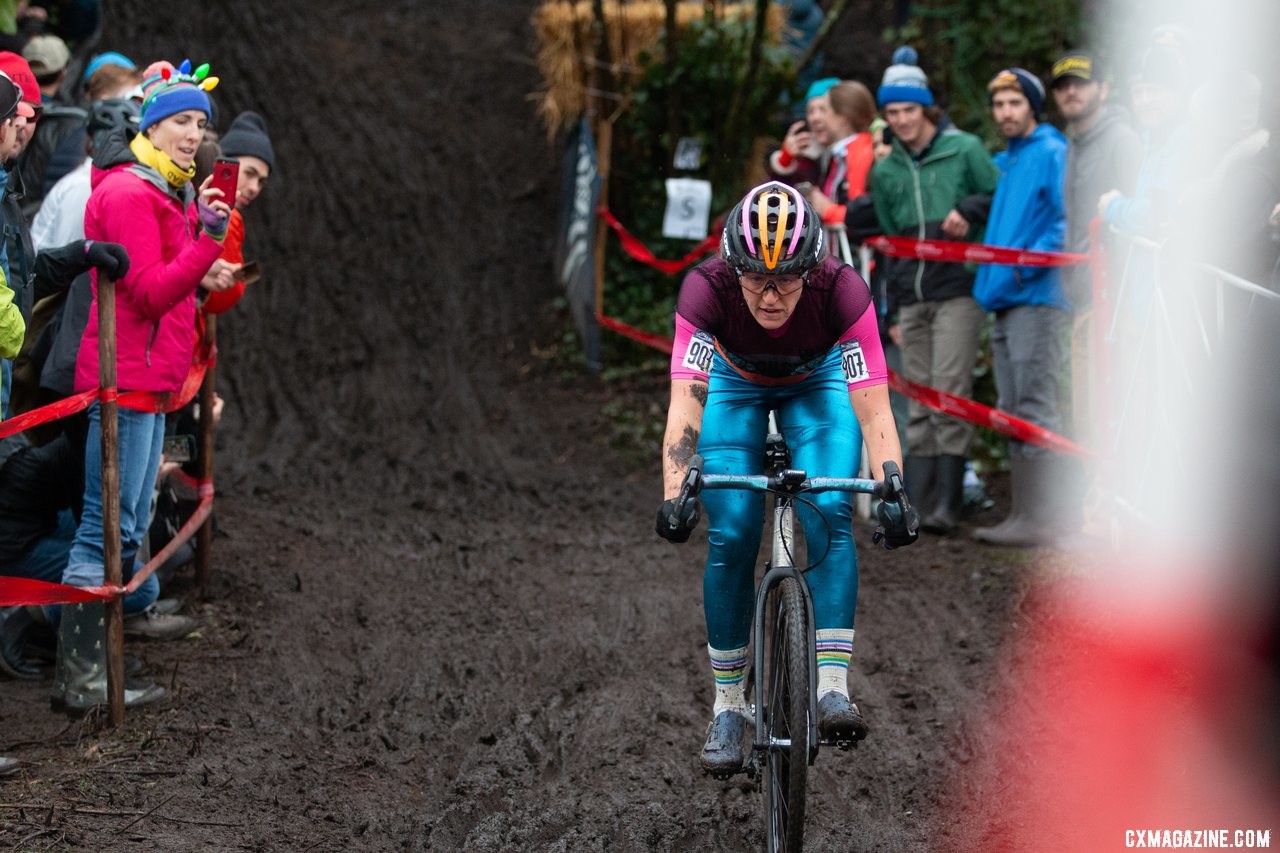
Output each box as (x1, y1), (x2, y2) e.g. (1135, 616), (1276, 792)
(698, 349), (863, 650)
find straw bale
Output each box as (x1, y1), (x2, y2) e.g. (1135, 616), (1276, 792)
(532, 1), (785, 135)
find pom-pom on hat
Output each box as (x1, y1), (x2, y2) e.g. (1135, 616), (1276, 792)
(218, 111), (275, 170)
(877, 45), (933, 107)
(987, 67), (1046, 115)
(138, 58), (220, 132)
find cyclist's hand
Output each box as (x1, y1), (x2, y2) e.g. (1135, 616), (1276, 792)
(656, 497), (701, 543)
(873, 496), (919, 550)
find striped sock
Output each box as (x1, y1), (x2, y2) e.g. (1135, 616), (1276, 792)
(816, 628), (855, 698)
(708, 644), (749, 714)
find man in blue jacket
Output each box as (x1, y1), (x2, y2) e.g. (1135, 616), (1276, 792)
(971, 67), (1069, 547)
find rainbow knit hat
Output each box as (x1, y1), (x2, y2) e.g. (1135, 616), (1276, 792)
(138, 58), (219, 131)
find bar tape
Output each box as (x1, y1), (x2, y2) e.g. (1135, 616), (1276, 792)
(597, 207), (720, 274)
(591, 312), (1090, 457)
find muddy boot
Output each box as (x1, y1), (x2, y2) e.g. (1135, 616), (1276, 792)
(922, 455), (966, 535)
(700, 709), (754, 778)
(0, 606), (43, 680)
(973, 454), (1027, 544)
(903, 455), (939, 519)
(973, 454), (1058, 547)
(52, 602), (165, 714)
(816, 692), (868, 749)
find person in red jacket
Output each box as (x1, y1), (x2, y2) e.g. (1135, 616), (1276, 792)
(53, 58), (237, 713)
(201, 110), (274, 315)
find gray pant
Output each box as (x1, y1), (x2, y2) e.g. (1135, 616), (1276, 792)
(992, 304), (1068, 459)
(899, 296), (985, 456)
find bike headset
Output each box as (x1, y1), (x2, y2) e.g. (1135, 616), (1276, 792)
(720, 180), (825, 279)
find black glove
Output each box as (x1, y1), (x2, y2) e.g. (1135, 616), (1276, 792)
(873, 498), (919, 550)
(655, 497), (701, 543)
(84, 240), (130, 280)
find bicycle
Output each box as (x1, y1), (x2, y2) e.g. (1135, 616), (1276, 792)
(666, 411), (913, 853)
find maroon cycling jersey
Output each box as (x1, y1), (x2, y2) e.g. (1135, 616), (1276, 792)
(671, 255), (885, 388)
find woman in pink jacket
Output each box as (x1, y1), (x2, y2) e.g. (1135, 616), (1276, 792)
(54, 59), (238, 712)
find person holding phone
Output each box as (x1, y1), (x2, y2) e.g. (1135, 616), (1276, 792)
(201, 110), (274, 315)
(53, 58), (236, 712)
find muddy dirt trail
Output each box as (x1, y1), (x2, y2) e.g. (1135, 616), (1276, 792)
(1, 3), (1035, 850)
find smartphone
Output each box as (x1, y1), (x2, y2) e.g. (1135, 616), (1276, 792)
(233, 259), (261, 285)
(162, 434), (196, 463)
(209, 157), (240, 205)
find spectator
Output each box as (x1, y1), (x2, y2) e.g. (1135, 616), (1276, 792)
(54, 58), (234, 712)
(870, 46), (998, 535)
(0, 51), (40, 418)
(971, 68), (1069, 546)
(202, 110), (273, 315)
(768, 76), (838, 190)
(18, 33), (92, 215)
(31, 95), (138, 252)
(0, 66), (31, 416)
(1097, 43), (1190, 240)
(80, 51), (137, 99)
(799, 80), (880, 242)
(1049, 51), (1141, 546)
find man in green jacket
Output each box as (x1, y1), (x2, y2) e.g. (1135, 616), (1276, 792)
(870, 48), (999, 535)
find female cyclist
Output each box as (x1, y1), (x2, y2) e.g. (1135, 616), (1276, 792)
(656, 181), (917, 775)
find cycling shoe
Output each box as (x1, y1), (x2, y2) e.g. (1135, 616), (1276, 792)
(700, 709), (754, 777)
(817, 692), (868, 748)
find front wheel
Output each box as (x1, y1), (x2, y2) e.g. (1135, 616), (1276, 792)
(763, 576), (809, 853)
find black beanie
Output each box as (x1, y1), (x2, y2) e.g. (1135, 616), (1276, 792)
(219, 111), (274, 169)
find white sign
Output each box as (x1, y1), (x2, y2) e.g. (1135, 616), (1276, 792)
(662, 178), (712, 240)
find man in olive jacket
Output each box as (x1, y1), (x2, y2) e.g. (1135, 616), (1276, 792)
(870, 48), (999, 535)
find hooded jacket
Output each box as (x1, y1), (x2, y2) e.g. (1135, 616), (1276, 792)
(870, 125), (999, 320)
(73, 131), (222, 394)
(973, 122), (1069, 312)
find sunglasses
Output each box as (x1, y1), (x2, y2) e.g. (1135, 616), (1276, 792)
(739, 271), (805, 296)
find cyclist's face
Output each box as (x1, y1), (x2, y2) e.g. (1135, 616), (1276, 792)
(740, 272), (803, 329)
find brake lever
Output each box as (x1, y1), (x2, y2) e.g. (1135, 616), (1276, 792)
(668, 454), (704, 531)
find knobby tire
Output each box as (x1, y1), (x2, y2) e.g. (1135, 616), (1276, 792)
(763, 576), (809, 853)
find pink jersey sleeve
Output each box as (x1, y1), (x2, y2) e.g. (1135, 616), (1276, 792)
(836, 303), (888, 391)
(670, 313), (715, 382)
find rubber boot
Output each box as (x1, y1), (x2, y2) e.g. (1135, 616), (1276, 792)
(903, 455), (939, 520)
(52, 602), (165, 714)
(973, 454), (1027, 543)
(922, 455), (966, 535)
(973, 454), (1057, 546)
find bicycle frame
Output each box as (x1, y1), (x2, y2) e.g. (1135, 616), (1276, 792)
(684, 411), (884, 766)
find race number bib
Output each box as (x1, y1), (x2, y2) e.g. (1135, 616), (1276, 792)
(840, 340), (868, 384)
(681, 330), (715, 376)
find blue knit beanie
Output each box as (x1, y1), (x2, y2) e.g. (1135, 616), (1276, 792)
(877, 46), (933, 107)
(138, 59), (216, 132)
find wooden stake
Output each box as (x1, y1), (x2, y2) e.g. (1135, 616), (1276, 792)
(97, 277), (124, 727)
(195, 315), (216, 598)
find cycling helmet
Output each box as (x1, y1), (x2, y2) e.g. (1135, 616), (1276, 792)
(721, 181), (825, 276)
(87, 97), (141, 145)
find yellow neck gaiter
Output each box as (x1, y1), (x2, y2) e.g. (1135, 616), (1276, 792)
(130, 132), (197, 188)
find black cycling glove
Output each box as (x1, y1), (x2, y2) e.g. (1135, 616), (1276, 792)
(84, 240), (131, 280)
(655, 498), (701, 543)
(873, 497), (919, 550)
